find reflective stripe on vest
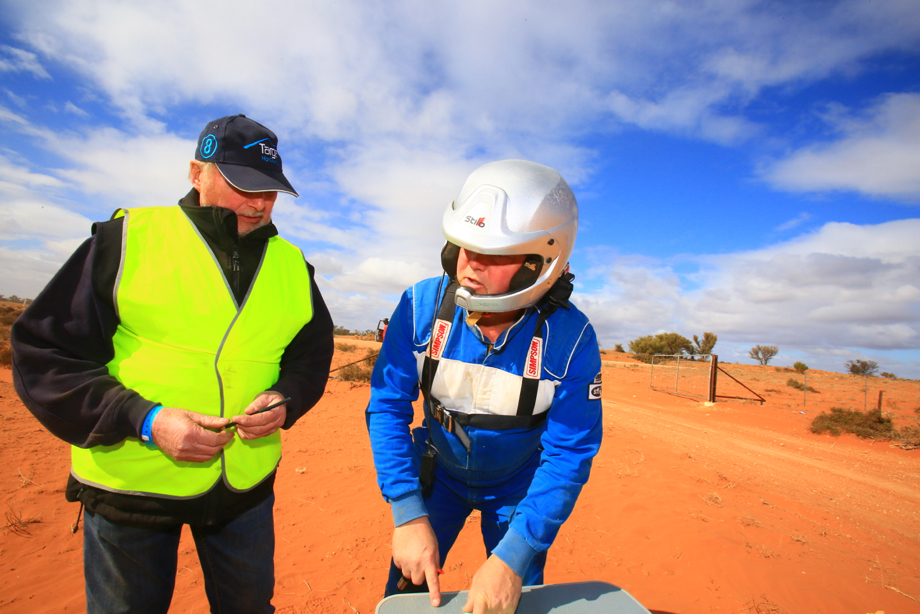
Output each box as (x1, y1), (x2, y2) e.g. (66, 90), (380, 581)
(71, 206), (314, 498)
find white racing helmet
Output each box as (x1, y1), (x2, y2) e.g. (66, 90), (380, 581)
(441, 159), (578, 313)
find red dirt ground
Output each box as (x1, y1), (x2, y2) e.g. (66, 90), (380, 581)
(1, 342), (918, 614)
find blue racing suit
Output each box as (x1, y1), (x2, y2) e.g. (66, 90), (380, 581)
(366, 275), (603, 588)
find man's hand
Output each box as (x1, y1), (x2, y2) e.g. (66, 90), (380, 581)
(462, 555), (523, 614)
(231, 393), (287, 440)
(392, 516), (442, 606)
(151, 407), (233, 462)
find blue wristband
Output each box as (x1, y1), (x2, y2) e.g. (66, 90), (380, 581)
(141, 405), (164, 449)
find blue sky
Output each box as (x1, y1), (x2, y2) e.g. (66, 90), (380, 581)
(1, 0), (918, 377)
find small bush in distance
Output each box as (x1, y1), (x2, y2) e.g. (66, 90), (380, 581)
(880, 372), (897, 379)
(793, 362), (808, 373)
(335, 349), (378, 383)
(335, 342), (357, 353)
(338, 363), (372, 383)
(0, 308), (21, 327)
(614, 344), (624, 353)
(809, 407), (894, 439)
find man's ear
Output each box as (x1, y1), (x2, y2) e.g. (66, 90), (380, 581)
(189, 160), (203, 189)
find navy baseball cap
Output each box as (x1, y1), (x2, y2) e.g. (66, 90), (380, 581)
(195, 114), (299, 197)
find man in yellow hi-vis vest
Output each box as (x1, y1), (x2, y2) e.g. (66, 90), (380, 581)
(11, 114), (334, 614)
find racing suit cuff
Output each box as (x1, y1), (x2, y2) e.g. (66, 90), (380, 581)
(389, 490), (428, 527)
(491, 527), (538, 579)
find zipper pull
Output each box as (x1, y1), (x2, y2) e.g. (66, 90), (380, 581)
(231, 247), (240, 272)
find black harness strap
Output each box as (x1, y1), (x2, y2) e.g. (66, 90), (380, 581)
(515, 271), (574, 416)
(515, 306), (553, 417)
(420, 273), (576, 451)
(420, 280), (470, 449)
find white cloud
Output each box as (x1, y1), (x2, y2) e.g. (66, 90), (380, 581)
(578, 220), (920, 363)
(762, 93), (920, 200)
(688, 220), (920, 349)
(0, 45), (50, 79)
(6, 0), (919, 146)
(774, 212), (812, 232)
(0, 193), (93, 298)
(63, 101), (89, 117)
(0, 196), (93, 242)
(48, 128), (195, 212)
(0, 154), (65, 191)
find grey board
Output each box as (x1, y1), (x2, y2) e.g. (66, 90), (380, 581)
(375, 581), (651, 614)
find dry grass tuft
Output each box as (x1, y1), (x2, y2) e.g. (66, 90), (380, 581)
(3, 503), (41, 538)
(785, 378), (818, 393)
(336, 349), (378, 383)
(895, 423), (920, 450)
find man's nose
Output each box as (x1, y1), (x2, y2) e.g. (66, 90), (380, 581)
(466, 251), (488, 269)
(245, 192), (270, 209)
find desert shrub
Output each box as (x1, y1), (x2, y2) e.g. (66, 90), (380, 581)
(0, 308), (21, 326)
(334, 350), (378, 383)
(809, 407), (894, 439)
(614, 344), (624, 353)
(338, 363), (372, 382)
(693, 332), (717, 355)
(629, 332), (693, 356)
(786, 378), (817, 393)
(335, 342), (357, 353)
(845, 359), (878, 376)
(793, 361), (809, 373)
(633, 353), (654, 364)
(749, 345), (778, 365)
(0, 344), (11, 367)
(880, 372), (897, 379)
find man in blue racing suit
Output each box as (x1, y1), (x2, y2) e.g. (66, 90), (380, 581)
(366, 160), (603, 614)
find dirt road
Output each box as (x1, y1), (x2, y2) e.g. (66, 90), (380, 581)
(1, 354), (918, 614)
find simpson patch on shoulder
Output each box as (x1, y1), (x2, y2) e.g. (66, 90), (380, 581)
(588, 371), (602, 400)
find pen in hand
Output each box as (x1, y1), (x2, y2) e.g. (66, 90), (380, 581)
(226, 397), (291, 428)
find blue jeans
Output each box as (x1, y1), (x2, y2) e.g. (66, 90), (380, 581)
(384, 460), (546, 597)
(83, 494), (275, 614)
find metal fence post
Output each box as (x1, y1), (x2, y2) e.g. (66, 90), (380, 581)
(674, 356), (680, 393)
(708, 355), (718, 403)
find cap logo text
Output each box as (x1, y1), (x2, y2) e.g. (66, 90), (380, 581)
(464, 215), (486, 228)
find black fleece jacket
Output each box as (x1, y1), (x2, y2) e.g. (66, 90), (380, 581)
(11, 189), (334, 528)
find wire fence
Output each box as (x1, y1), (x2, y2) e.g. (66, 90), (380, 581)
(649, 354), (716, 402)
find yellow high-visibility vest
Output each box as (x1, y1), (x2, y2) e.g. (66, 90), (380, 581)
(72, 206), (313, 497)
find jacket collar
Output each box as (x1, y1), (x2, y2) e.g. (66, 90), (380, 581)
(178, 188), (278, 248)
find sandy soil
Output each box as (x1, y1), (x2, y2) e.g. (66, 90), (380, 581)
(1, 343), (919, 614)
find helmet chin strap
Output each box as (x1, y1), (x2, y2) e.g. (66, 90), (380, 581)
(466, 311), (485, 327)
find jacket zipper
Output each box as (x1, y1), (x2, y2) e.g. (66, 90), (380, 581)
(231, 245), (241, 300)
